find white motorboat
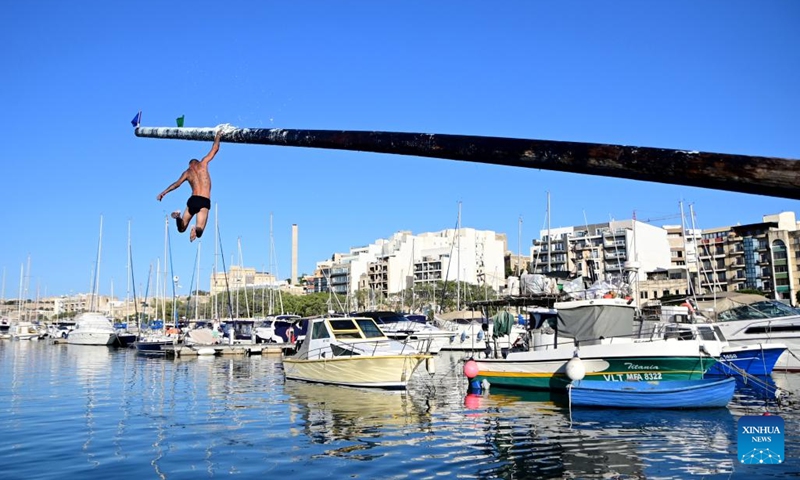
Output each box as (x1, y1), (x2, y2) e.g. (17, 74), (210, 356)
(353, 311), (452, 354)
(10, 321), (41, 340)
(47, 320), (77, 339)
(67, 312), (118, 346)
(283, 316), (431, 389)
(679, 293), (800, 372)
(254, 314), (301, 343)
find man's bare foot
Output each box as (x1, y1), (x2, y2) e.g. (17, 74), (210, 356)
(190, 226), (197, 242)
(171, 211), (181, 220)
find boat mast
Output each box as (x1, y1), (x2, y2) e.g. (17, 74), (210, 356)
(517, 215), (523, 295)
(679, 201), (691, 296)
(34, 280), (40, 324)
(268, 213), (274, 315)
(17, 263), (23, 322)
(126, 220), (131, 322)
(92, 216), (102, 312)
(214, 203), (219, 321)
(688, 203), (712, 301)
(162, 215), (168, 325)
(1, 266), (5, 317)
(155, 258), (161, 324)
(24, 254), (31, 321)
(194, 241), (201, 322)
(547, 191), (551, 274)
(237, 236), (251, 318)
(457, 201), (461, 311)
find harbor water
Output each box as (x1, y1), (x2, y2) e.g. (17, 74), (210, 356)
(1, 340), (799, 479)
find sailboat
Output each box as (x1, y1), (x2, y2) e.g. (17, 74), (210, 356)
(10, 260), (40, 340)
(114, 221), (138, 347)
(254, 213), (297, 344)
(67, 216), (119, 346)
(135, 216), (178, 355)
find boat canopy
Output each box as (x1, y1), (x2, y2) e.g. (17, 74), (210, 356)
(556, 301), (635, 342)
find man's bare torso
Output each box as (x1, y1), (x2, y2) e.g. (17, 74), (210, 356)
(187, 163), (212, 198)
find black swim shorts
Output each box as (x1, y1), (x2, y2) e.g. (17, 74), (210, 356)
(187, 195), (211, 215)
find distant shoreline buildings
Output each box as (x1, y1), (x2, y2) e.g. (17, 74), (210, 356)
(4, 211), (800, 320)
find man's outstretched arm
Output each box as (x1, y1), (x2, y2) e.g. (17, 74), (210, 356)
(157, 171), (188, 201)
(201, 130), (223, 164)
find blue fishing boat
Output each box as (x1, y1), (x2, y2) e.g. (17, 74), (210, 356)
(706, 343), (787, 376)
(568, 377), (736, 409)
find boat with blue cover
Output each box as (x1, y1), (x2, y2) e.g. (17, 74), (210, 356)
(568, 377), (736, 409)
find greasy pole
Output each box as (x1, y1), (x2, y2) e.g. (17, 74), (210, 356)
(135, 126), (800, 200)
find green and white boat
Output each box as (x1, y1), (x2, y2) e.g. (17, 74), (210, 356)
(474, 298), (722, 391)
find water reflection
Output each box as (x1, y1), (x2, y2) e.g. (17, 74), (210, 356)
(568, 407), (736, 478)
(456, 384), (739, 479)
(285, 380), (434, 448)
(70, 345), (113, 468)
(0, 343), (798, 479)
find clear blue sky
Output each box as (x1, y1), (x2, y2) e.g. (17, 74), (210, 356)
(2, 1), (799, 299)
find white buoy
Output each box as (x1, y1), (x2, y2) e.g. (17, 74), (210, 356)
(426, 356), (436, 374)
(566, 350), (586, 381)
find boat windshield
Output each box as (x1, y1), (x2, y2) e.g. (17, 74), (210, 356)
(329, 319), (363, 339)
(374, 314), (407, 324)
(355, 319), (385, 338)
(717, 300), (800, 322)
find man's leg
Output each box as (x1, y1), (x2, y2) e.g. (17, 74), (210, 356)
(190, 208), (209, 242)
(171, 209), (192, 233)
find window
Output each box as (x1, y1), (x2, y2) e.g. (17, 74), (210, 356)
(355, 319), (385, 338)
(311, 321), (331, 340)
(329, 319), (362, 339)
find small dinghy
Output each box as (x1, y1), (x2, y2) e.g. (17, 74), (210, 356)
(568, 377), (736, 409)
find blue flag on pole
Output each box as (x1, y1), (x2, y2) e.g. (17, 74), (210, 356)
(131, 111), (142, 127)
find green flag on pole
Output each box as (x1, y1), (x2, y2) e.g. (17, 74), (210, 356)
(176, 115), (185, 127)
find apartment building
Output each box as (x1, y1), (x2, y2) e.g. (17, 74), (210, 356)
(531, 219), (671, 284)
(696, 211), (799, 302)
(209, 266), (278, 296)
(313, 228), (507, 298)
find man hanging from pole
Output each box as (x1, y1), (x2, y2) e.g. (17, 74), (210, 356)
(157, 130), (222, 242)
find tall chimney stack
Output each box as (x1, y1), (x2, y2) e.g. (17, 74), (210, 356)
(291, 224), (298, 286)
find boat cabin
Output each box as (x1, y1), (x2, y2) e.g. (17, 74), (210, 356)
(294, 316), (416, 360)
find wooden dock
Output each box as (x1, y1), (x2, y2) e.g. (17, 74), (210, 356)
(163, 343), (287, 358)
(52, 337), (290, 357)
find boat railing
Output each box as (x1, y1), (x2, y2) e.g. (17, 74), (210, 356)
(294, 339), (421, 360)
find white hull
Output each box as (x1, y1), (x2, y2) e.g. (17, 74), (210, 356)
(67, 332), (117, 346)
(10, 323), (42, 340)
(67, 312), (118, 346)
(489, 337), (720, 365)
(12, 333), (39, 341)
(284, 355), (427, 389)
(475, 337), (721, 390)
